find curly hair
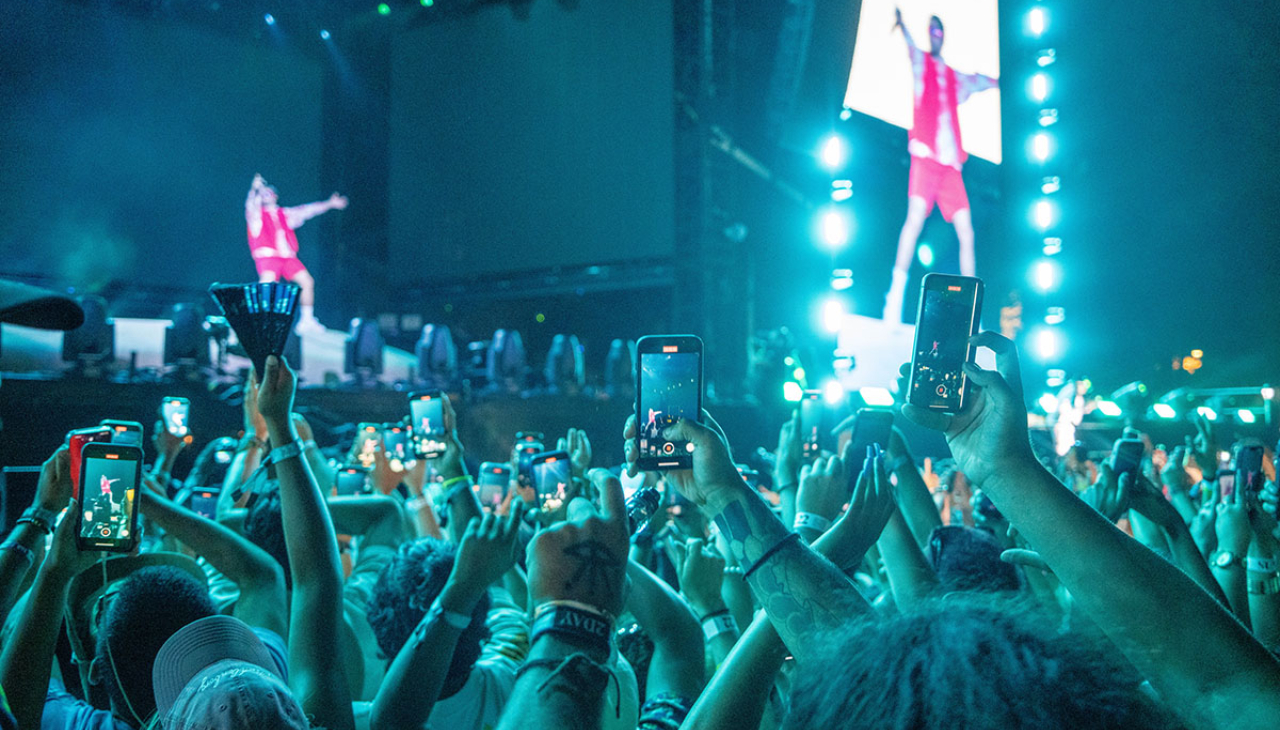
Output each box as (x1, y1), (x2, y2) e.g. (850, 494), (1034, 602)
(96, 566), (216, 724)
(242, 485), (290, 589)
(365, 538), (491, 697)
(785, 595), (1179, 730)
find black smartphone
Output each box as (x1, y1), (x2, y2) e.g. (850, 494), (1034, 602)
(514, 432), (545, 445)
(178, 486), (220, 520)
(382, 424), (411, 468)
(530, 450), (572, 512)
(849, 409), (894, 462)
(100, 420), (144, 447)
(335, 466), (370, 496)
(1217, 469), (1236, 501)
(799, 390), (823, 459)
(68, 426), (113, 500)
(161, 397), (190, 438)
(514, 441), (543, 490)
(408, 391), (447, 460)
(1237, 444), (1265, 496)
(476, 462), (511, 510)
(354, 423), (381, 469)
(76, 442), (143, 552)
(906, 274), (984, 413)
(1111, 437), (1145, 478)
(635, 335), (704, 471)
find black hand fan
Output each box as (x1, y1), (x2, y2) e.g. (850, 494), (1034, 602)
(208, 282), (300, 379)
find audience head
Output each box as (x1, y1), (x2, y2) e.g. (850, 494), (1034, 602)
(927, 525), (1023, 594)
(242, 486), (290, 589)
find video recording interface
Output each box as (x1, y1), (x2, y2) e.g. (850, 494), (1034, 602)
(162, 399), (189, 437)
(638, 352), (700, 460)
(81, 455), (137, 543)
(911, 284), (977, 409)
(533, 457), (571, 512)
(409, 395), (446, 458)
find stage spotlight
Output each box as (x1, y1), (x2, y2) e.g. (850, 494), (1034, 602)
(794, 367), (807, 382)
(1239, 409), (1257, 424)
(839, 108), (853, 121)
(783, 381), (804, 402)
(320, 29), (331, 40)
(821, 297), (846, 334)
(415, 324), (457, 388)
(1044, 306), (1065, 325)
(1263, 385), (1275, 400)
(1036, 48), (1056, 67)
(819, 208), (851, 250)
(421, 0), (434, 5)
(264, 13), (275, 25)
(61, 296), (114, 374)
(1031, 132), (1052, 162)
(1196, 405), (1218, 421)
(1031, 327), (1062, 362)
(1152, 403), (1177, 419)
(1096, 400), (1123, 417)
(819, 134), (847, 170)
(822, 379), (846, 405)
(377, 3), (391, 15)
(1038, 392), (1058, 414)
(1038, 108), (1058, 127)
(831, 179), (853, 202)
(859, 386), (894, 407)
(1027, 7), (1047, 37)
(918, 243), (935, 267)
(344, 318), (384, 384)
(604, 339), (637, 398)
(1030, 73), (1049, 102)
(1043, 237), (1062, 256)
(1046, 368), (1066, 388)
(830, 269), (854, 291)
(1041, 176), (1061, 194)
(1033, 199), (1056, 230)
(1032, 259), (1060, 293)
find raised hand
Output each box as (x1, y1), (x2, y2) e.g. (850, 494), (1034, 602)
(449, 504), (524, 599)
(328, 193), (349, 210)
(243, 378), (268, 442)
(1080, 463), (1130, 523)
(46, 499), (98, 580)
(255, 355), (297, 433)
(1190, 498), (1218, 557)
(1215, 478), (1252, 558)
(795, 449), (850, 526)
(675, 537), (726, 617)
(1185, 412), (1218, 479)
(824, 445), (897, 566)
(526, 469), (630, 617)
(436, 394), (468, 481)
(899, 332), (1036, 486)
(1128, 471), (1182, 532)
(557, 428), (593, 479)
(624, 410), (745, 512)
(775, 411), (803, 487)
(34, 447), (72, 512)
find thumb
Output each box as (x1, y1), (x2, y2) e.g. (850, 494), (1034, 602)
(662, 417), (715, 449)
(962, 363), (1016, 405)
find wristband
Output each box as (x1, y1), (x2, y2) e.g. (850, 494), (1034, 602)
(531, 603), (614, 652)
(793, 512), (833, 533)
(269, 440), (304, 464)
(742, 532), (802, 579)
(1246, 557), (1278, 573)
(442, 476), (473, 503)
(240, 434), (268, 452)
(701, 612), (739, 641)
(1248, 574), (1280, 596)
(722, 566), (745, 577)
(428, 598), (473, 630)
(0, 541), (35, 566)
(698, 608), (730, 623)
(17, 507), (56, 535)
(405, 496), (431, 512)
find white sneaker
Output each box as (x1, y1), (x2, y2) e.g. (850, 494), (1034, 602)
(295, 316), (326, 335)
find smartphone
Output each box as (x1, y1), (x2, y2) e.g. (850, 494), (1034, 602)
(1111, 437), (1145, 478)
(530, 450), (572, 512)
(100, 420), (144, 447)
(68, 426), (113, 499)
(76, 443), (143, 552)
(408, 391), (447, 460)
(178, 486), (220, 520)
(1237, 444), (1265, 497)
(514, 432), (545, 445)
(635, 335), (704, 471)
(515, 441), (543, 490)
(906, 274), (984, 413)
(334, 466), (370, 496)
(161, 397), (190, 437)
(382, 424), (411, 469)
(799, 391), (823, 459)
(354, 423), (381, 469)
(848, 409), (894, 462)
(1217, 469), (1236, 501)
(736, 464), (760, 490)
(476, 462), (511, 510)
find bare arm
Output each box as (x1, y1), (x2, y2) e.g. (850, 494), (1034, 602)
(875, 510), (939, 611)
(284, 193), (347, 230)
(887, 427), (943, 549)
(625, 559), (705, 700)
(681, 611), (786, 730)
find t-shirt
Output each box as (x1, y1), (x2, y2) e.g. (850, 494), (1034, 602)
(906, 45), (996, 169)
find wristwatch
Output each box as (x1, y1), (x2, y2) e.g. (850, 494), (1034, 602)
(1211, 550), (1241, 569)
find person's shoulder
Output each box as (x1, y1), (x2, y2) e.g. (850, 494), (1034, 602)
(43, 681), (131, 730)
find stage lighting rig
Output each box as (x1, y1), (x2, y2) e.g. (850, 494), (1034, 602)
(344, 317), (384, 387)
(61, 295), (114, 377)
(486, 329), (527, 393)
(603, 339), (636, 399)
(415, 324), (458, 389)
(543, 333), (585, 394)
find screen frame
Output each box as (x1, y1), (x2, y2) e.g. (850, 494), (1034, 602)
(906, 273), (983, 413)
(408, 391), (447, 460)
(635, 334), (704, 471)
(76, 442), (143, 553)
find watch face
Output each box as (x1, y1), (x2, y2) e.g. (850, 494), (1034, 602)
(1215, 551), (1234, 568)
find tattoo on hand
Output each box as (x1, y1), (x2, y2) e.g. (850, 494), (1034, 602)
(562, 541), (621, 597)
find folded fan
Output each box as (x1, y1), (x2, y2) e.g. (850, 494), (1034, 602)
(208, 282), (300, 379)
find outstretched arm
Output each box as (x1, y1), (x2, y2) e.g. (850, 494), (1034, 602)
(626, 558), (705, 700)
(893, 6), (918, 50)
(284, 193), (348, 229)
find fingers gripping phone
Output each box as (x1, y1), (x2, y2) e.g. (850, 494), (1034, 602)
(635, 335), (704, 471)
(799, 391), (823, 459)
(907, 274), (984, 413)
(100, 420), (144, 447)
(161, 397), (190, 437)
(68, 427), (113, 500)
(530, 451), (572, 512)
(408, 391), (447, 460)
(476, 462), (512, 511)
(1111, 437), (1145, 479)
(76, 443), (143, 552)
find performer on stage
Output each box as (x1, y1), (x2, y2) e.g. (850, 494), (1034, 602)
(245, 174), (348, 332)
(1051, 377), (1095, 457)
(883, 9), (997, 323)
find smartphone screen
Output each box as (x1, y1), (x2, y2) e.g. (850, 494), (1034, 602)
(849, 409), (894, 461)
(161, 398), (190, 437)
(355, 423), (380, 469)
(180, 487), (220, 520)
(531, 451), (571, 512)
(516, 442), (543, 490)
(335, 467), (369, 496)
(408, 392), (447, 459)
(476, 462), (511, 510)
(101, 420), (144, 447)
(799, 391), (822, 459)
(907, 274), (983, 413)
(77, 443), (143, 552)
(636, 335), (703, 470)
(382, 425), (410, 468)
(68, 427), (112, 499)
(1237, 445), (1265, 496)
(1217, 470), (1236, 501)
(1111, 438), (1144, 478)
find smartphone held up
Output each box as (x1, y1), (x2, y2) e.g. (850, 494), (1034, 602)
(907, 274), (984, 413)
(635, 335), (704, 471)
(76, 442), (143, 552)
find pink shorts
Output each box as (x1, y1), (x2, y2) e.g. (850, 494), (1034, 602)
(253, 256), (307, 282)
(908, 156), (970, 223)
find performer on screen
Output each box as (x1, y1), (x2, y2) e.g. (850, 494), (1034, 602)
(245, 174), (348, 333)
(883, 9), (998, 324)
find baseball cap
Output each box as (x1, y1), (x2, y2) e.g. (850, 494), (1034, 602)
(152, 615), (306, 730)
(0, 279), (84, 331)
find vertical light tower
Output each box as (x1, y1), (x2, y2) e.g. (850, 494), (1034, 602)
(1025, 1), (1065, 373)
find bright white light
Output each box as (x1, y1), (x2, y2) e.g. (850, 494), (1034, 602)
(320, 29), (331, 40)
(1030, 73), (1049, 102)
(859, 386), (895, 406)
(1238, 409), (1257, 424)
(1043, 237), (1062, 256)
(1032, 132), (1052, 162)
(1028, 7), (1047, 37)
(1033, 199), (1056, 230)
(1196, 406), (1218, 421)
(839, 108), (853, 121)
(1041, 176), (1061, 194)
(1153, 403), (1177, 419)
(1032, 260), (1060, 293)
(1044, 306), (1065, 325)
(1097, 400), (1123, 417)
(819, 135), (847, 170)
(1262, 386), (1275, 399)
(831, 276), (853, 291)
(831, 188), (853, 202)
(1032, 327), (1062, 362)
(822, 379), (846, 405)
(819, 208), (851, 250)
(1038, 393), (1059, 414)
(264, 13), (276, 25)
(783, 381), (804, 402)
(1046, 368), (1066, 388)
(1039, 108), (1058, 127)
(821, 297), (846, 334)
(918, 243), (935, 267)
(1037, 48), (1056, 67)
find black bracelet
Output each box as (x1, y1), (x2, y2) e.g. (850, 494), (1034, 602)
(530, 605), (613, 653)
(742, 532), (802, 579)
(698, 607), (730, 623)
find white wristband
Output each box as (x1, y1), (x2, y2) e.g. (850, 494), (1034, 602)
(794, 512), (833, 533)
(269, 440), (304, 464)
(429, 598), (473, 630)
(1246, 557), (1278, 573)
(701, 613), (739, 640)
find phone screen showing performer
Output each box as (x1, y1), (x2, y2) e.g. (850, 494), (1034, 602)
(908, 274), (983, 413)
(161, 398), (190, 437)
(408, 392), (447, 459)
(476, 462), (511, 511)
(382, 425), (411, 469)
(531, 451), (571, 512)
(636, 335), (703, 471)
(77, 443), (143, 552)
